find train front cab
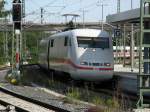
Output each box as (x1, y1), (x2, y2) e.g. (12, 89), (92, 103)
(70, 33), (114, 81)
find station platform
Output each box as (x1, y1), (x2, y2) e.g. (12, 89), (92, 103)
(113, 64), (138, 93)
(114, 64), (138, 73)
(134, 109), (150, 112)
(114, 65), (150, 96)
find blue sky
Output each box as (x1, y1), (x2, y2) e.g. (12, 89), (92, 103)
(5, 0), (140, 23)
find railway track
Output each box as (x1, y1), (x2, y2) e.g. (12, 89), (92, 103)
(0, 85), (70, 112)
(0, 95), (28, 112)
(0, 65), (91, 112)
(0, 86), (67, 112)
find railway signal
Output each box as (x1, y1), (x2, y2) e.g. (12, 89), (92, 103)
(13, 0), (21, 30)
(13, 0), (21, 22)
(11, 0), (22, 81)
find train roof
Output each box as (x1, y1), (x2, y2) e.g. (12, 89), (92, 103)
(49, 29), (110, 38)
(72, 29), (109, 37)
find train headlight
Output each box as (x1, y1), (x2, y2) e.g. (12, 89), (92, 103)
(92, 49), (96, 52)
(80, 62), (88, 65)
(104, 63), (111, 66)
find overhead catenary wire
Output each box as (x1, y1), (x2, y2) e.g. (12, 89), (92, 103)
(24, 0), (101, 25)
(23, 0), (99, 23)
(20, 0), (113, 25)
(24, 0), (59, 18)
(66, 1), (99, 15)
(57, 0), (86, 14)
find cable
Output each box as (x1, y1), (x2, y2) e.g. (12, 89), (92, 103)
(44, 0), (58, 8)
(28, 0), (41, 8)
(25, 0), (58, 18)
(58, 0), (83, 14)
(66, 1), (99, 14)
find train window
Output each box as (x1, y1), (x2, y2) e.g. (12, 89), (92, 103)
(64, 37), (68, 46)
(92, 63), (100, 66)
(77, 37), (109, 49)
(51, 39), (54, 47)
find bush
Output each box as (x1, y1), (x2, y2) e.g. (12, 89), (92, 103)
(66, 88), (81, 100)
(92, 96), (104, 105)
(106, 98), (120, 108)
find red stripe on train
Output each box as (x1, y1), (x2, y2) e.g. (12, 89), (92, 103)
(53, 59), (113, 71)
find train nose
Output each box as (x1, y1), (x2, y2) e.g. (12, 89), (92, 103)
(71, 69), (113, 81)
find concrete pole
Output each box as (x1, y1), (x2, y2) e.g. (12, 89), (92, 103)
(22, 0), (25, 18)
(102, 4), (104, 30)
(20, 29), (22, 64)
(65, 16), (67, 24)
(131, 0), (133, 9)
(5, 26), (8, 61)
(130, 24), (134, 72)
(100, 4), (107, 30)
(117, 0), (120, 13)
(41, 8), (44, 24)
(3, 29), (5, 59)
(12, 25), (15, 71)
(123, 24), (126, 67)
(82, 9), (88, 28)
(83, 10), (85, 28)
(97, 1), (107, 30)
(116, 32), (118, 64)
(4, 16), (8, 62)
(74, 17), (77, 28)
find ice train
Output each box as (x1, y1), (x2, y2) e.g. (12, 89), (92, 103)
(39, 29), (114, 81)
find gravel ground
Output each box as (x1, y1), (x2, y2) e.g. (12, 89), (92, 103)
(0, 67), (91, 112)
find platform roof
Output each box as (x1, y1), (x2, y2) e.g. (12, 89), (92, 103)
(106, 7), (143, 24)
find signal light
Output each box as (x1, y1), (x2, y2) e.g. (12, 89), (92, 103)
(13, 0), (22, 30)
(13, 3), (21, 21)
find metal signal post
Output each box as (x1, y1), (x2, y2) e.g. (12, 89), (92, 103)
(137, 0), (150, 108)
(11, 0), (22, 80)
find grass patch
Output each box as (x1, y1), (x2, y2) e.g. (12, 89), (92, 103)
(66, 87), (81, 100)
(106, 98), (120, 108)
(92, 96), (105, 105)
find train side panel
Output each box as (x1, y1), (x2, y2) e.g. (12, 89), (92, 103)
(47, 32), (77, 74)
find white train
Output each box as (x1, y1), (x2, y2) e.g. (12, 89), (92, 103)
(39, 29), (114, 81)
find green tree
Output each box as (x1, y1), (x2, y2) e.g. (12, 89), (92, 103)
(0, 0), (10, 17)
(25, 31), (45, 63)
(0, 0), (11, 65)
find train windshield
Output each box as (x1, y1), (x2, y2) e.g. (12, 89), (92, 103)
(77, 37), (109, 49)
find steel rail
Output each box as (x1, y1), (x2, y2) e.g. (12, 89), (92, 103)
(0, 86), (70, 112)
(0, 99), (28, 112)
